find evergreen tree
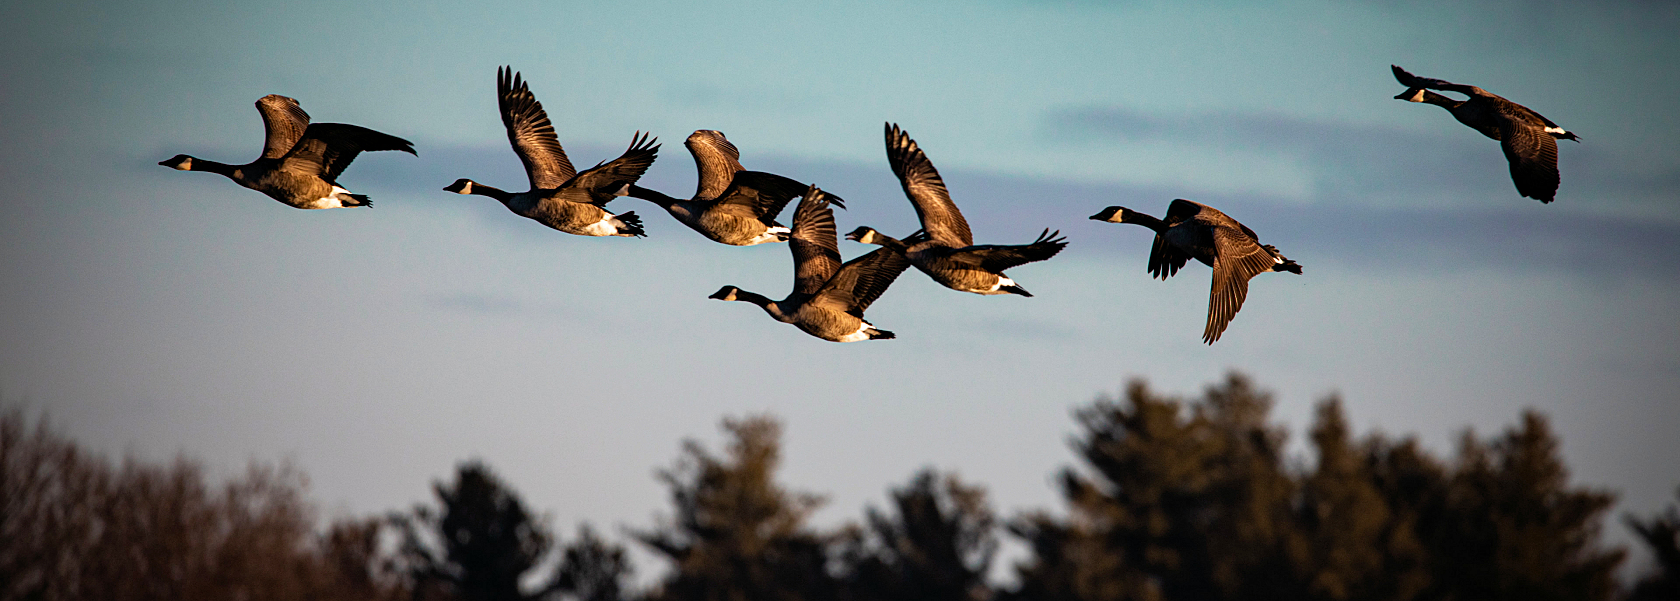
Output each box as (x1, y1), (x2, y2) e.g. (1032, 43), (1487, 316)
(840, 469), (998, 601)
(1419, 412), (1623, 601)
(554, 524), (635, 601)
(1291, 398), (1428, 601)
(1006, 375), (1626, 601)
(1624, 487), (1680, 601)
(1007, 373), (1297, 601)
(396, 461), (557, 601)
(636, 415), (836, 601)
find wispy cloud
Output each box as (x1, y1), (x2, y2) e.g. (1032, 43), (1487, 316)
(1043, 105), (1680, 207)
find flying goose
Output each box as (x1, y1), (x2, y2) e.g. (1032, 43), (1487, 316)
(1091, 200), (1301, 344)
(845, 123), (1067, 296)
(626, 130), (825, 246)
(443, 67), (656, 237)
(1391, 65), (1579, 203)
(709, 186), (912, 342)
(159, 95), (415, 209)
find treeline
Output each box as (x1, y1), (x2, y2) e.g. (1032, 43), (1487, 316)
(2, 373), (1677, 601)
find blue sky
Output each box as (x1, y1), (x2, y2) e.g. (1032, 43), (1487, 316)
(3, 0), (1678, 578)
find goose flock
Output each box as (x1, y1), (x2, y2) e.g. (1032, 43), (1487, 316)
(162, 65), (1575, 344)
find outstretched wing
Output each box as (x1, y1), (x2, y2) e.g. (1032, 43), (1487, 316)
(1202, 225), (1280, 344)
(280, 123), (416, 182)
(565, 132), (659, 206)
(712, 171), (827, 220)
(789, 186), (842, 301)
(686, 130), (746, 201)
(885, 123), (973, 247)
(956, 229), (1068, 272)
(815, 248), (913, 317)
(499, 66), (577, 190)
(1147, 233), (1191, 280)
(256, 95), (311, 160)
(1164, 199), (1207, 225)
(1390, 65), (1486, 97)
(1498, 117), (1561, 203)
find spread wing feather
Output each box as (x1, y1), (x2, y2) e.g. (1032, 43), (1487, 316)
(256, 95), (311, 160)
(958, 229), (1068, 272)
(1499, 117), (1560, 203)
(816, 248), (912, 317)
(1202, 226), (1280, 344)
(885, 123), (973, 247)
(1390, 65), (1485, 97)
(714, 171), (823, 220)
(1148, 234), (1191, 280)
(498, 67), (577, 190)
(565, 132), (659, 206)
(686, 130), (745, 201)
(789, 186), (842, 300)
(280, 123), (415, 182)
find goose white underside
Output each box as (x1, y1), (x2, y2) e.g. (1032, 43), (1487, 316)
(836, 321), (876, 343)
(299, 186), (354, 210)
(966, 275), (1016, 295)
(578, 214), (627, 236)
(1544, 126), (1569, 136)
(743, 226), (792, 246)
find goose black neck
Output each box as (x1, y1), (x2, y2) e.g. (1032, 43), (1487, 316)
(625, 184), (680, 208)
(1419, 90), (1461, 109)
(732, 289), (775, 309)
(1126, 212), (1169, 233)
(192, 158), (238, 177)
(468, 183), (513, 202)
(871, 233), (910, 252)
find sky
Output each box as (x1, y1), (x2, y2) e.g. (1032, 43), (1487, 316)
(2, 0), (1678, 580)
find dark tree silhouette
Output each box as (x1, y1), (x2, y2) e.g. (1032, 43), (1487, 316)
(554, 524), (635, 601)
(1005, 374), (1625, 601)
(839, 469), (998, 601)
(396, 461), (557, 601)
(1290, 397), (1429, 601)
(636, 415), (837, 601)
(1007, 374), (1299, 601)
(1414, 412), (1624, 601)
(0, 406), (406, 601)
(1622, 488), (1680, 601)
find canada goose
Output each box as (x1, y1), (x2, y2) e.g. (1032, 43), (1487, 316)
(1391, 65), (1578, 203)
(1091, 200), (1302, 344)
(443, 67), (656, 237)
(625, 130), (825, 246)
(846, 123), (1067, 296)
(159, 95), (415, 209)
(709, 186), (912, 342)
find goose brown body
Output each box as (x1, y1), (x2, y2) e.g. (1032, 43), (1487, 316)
(159, 94), (415, 209)
(444, 67), (655, 237)
(1392, 65), (1577, 203)
(848, 123), (1067, 296)
(626, 130), (816, 246)
(1092, 200), (1302, 344)
(709, 186), (912, 342)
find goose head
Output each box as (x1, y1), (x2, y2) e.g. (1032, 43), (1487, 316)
(708, 285), (742, 301)
(1394, 87), (1428, 102)
(442, 179), (477, 194)
(158, 155), (196, 171)
(845, 226), (882, 244)
(1089, 206), (1134, 223)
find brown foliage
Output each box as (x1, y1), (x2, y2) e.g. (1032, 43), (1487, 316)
(0, 407), (405, 601)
